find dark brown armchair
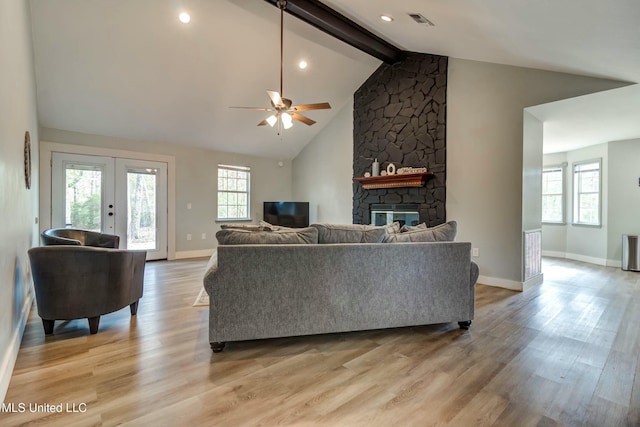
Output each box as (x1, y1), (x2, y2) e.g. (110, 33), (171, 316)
(28, 246), (146, 335)
(41, 228), (120, 248)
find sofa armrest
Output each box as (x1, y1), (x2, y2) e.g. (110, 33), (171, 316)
(470, 261), (479, 288)
(203, 251), (218, 295)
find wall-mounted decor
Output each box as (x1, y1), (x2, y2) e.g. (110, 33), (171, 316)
(24, 131), (31, 189)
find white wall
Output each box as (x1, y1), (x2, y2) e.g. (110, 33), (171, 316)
(447, 58), (625, 290)
(292, 101), (353, 224)
(0, 0), (40, 400)
(541, 152), (568, 254)
(607, 139), (640, 265)
(39, 128), (292, 258)
(522, 112), (544, 233)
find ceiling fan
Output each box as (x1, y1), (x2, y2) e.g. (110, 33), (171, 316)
(230, 0), (331, 132)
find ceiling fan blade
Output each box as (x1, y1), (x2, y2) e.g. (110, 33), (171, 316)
(267, 90), (283, 108)
(257, 119), (269, 126)
(229, 106), (273, 111)
(292, 112), (316, 126)
(292, 102), (332, 112)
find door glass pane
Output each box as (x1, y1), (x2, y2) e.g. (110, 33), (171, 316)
(65, 164), (102, 231)
(127, 168), (157, 250)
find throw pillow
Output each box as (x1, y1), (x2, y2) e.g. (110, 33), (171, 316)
(310, 223), (387, 244)
(400, 222), (427, 232)
(381, 221), (401, 242)
(384, 221), (401, 234)
(258, 220), (294, 231)
(385, 221), (457, 243)
(220, 224), (271, 231)
(216, 227), (318, 245)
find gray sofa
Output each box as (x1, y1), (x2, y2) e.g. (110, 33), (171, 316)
(203, 225), (478, 352)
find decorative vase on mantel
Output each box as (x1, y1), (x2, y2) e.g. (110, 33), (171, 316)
(372, 158), (380, 176)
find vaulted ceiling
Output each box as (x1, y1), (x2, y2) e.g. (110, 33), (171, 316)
(29, 0), (640, 159)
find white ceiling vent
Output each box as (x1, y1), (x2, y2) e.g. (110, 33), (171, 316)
(408, 13), (435, 26)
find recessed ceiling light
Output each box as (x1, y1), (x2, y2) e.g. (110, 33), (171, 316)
(179, 12), (191, 24)
(380, 15), (393, 23)
(298, 60), (308, 70)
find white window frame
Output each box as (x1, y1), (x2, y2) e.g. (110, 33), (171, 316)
(541, 165), (565, 224)
(572, 158), (602, 227)
(216, 164), (251, 221)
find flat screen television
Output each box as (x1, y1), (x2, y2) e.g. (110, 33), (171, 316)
(263, 202), (310, 228)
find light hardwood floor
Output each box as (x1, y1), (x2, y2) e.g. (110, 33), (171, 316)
(2, 257), (640, 426)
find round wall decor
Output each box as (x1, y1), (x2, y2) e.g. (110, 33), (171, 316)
(24, 131), (31, 189)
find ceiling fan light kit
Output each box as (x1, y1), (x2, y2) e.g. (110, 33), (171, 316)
(266, 115), (278, 127)
(230, 0), (331, 133)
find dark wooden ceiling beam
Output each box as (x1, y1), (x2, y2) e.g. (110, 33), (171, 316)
(263, 0), (404, 64)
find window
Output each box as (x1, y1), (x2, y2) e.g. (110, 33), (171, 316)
(217, 164), (250, 220)
(573, 159), (601, 226)
(542, 166), (564, 223)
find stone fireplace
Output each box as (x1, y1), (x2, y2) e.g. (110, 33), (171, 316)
(352, 52), (447, 227)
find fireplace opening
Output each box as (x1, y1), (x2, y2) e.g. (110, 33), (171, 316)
(370, 204), (420, 227)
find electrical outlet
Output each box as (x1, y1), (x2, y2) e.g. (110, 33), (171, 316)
(187, 234), (192, 241)
(187, 203), (192, 210)
(201, 233), (206, 239)
(472, 248), (479, 257)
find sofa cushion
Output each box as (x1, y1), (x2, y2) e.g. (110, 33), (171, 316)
(386, 221), (457, 243)
(216, 227), (318, 245)
(400, 222), (427, 232)
(310, 224), (387, 244)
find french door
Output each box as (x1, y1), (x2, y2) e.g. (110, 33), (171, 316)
(51, 152), (168, 260)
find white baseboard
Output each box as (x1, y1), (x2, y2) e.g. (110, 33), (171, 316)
(607, 259), (622, 268)
(174, 249), (215, 259)
(565, 253), (608, 266)
(542, 250), (566, 259)
(523, 273), (544, 290)
(477, 275), (523, 291)
(0, 291), (33, 402)
(542, 250), (607, 266)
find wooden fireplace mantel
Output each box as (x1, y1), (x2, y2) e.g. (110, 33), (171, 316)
(352, 172), (433, 190)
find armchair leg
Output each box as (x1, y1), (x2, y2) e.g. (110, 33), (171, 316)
(130, 300), (139, 316)
(42, 319), (55, 335)
(88, 316), (101, 334)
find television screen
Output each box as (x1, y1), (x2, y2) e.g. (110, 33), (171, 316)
(263, 202), (310, 228)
